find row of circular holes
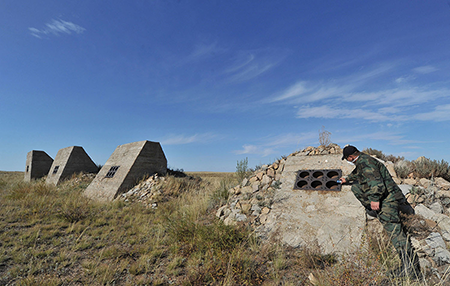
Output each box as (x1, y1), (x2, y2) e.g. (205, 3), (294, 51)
(298, 170), (340, 179)
(296, 180), (340, 189)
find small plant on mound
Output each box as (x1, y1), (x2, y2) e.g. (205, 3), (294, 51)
(236, 157), (252, 182)
(319, 126), (332, 147)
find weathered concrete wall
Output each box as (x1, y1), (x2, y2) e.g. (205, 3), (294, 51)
(83, 140), (167, 202)
(24, 150), (53, 182)
(258, 153), (366, 255)
(46, 146), (98, 186)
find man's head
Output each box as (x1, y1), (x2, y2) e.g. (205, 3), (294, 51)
(342, 145), (360, 161)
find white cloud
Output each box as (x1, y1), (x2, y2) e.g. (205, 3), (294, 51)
(267, 64), (450, 122)
(413, 65), (438, 74)
(233, 132), (317, 157)
(295, 105), (404, 122)
(414, 104), (450, 121)
(264, 132), (317, 147)
(233, 145), (275, 157)
(395, 75), (416, 83)
(179, 41), (227, 65)
(29, 19), (85, 38)
(224, 48), (287, 83)
(267, 81), (309, 103)
(334, 131), (425, 147)
(161, 133), (218, 145)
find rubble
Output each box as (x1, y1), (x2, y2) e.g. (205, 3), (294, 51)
(117, 174), (181, 208)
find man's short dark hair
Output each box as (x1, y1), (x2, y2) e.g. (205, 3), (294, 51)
(342, 145), (359, 160)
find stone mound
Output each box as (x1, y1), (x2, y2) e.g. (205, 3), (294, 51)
(216, 144), (450, 277)
(116, 174), (199, 208)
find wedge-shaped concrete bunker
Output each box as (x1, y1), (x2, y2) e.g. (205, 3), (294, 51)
(84, 140), (167, 201)
(24, 150), (53, 182)
(46, 146), (98, 186)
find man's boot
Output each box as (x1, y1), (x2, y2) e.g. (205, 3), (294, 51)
(388, 249), (422, 280)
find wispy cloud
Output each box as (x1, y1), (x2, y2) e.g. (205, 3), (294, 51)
(267, 64), (450, 122)
(161, 133), (219, 145)
(413, 65), (438, 74)
(29, 19), (85, 38)
(414, 104), (450, 121)
(224, 48), (288, 83)
(233, 132), (317, 157)
(233, 144), (275, 157)
(178, 41), (226, 65)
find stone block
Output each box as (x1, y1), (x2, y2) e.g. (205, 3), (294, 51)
(46, 146), (97, 186)
(84, 140), (167, 201)
(24, 150), (53, 182)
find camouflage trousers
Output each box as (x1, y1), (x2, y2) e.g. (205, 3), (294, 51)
(351, 184), (413, 253)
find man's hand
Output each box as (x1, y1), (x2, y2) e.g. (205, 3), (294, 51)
(371, 201), (380, 211)
(339, 177), (346, 183)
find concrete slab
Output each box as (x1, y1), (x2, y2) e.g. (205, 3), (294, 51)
(260, 154), (366, 254)
(83, 140), (167, 201)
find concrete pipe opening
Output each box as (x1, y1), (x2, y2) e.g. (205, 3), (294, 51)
(313, 171), (324, 179)
(311, 181), (322, 189)
(327, 171), (339, 179)
(299, 171), (309, 179)
(326, 181), (339, 189)
(296, 180), (308, 188)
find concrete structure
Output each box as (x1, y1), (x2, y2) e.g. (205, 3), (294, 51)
(84, 140), (167, 201)
(46, 146), (98, 185)
(259, 153), (366, 255)
(24, 150), (53, 182)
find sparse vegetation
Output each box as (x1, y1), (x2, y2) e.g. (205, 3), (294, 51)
(362, 148), (450, 181)
(319, 126), (332, 147)
(363, 147), (405, 163)
(413, 157), (450, 181)
(236, 157), (251, 182)
(0, 168), (446, 285)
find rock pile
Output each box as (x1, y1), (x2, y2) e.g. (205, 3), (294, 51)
(117, 174), (172, 208)
(398, 178), (450, 274)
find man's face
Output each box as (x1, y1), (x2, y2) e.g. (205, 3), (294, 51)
(346, 154), (356, 162)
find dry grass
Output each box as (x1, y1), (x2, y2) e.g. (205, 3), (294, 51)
(0, 171), (445, 285)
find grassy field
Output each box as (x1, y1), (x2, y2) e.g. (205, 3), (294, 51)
(0, 170), (438, 285)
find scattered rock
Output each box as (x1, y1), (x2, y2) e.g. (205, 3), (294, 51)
(435, 177), (450, 190)
(398, 184), (413, 195)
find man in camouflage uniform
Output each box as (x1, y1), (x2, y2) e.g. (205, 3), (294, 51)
(339, 145), (421, 279)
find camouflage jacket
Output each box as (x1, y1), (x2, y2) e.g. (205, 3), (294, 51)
(346, 153), (403, 203)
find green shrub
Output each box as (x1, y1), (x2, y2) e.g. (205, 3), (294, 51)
(363, 148), (404, 163)
(236, 157), (251, 182)
(209, 177), (233, 207)
(413, 157), (450, 180)
(394, 160), (414, 179)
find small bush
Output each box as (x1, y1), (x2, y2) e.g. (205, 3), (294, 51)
(394, 160), (414, 179)
(236, 157), (251, 182)
(167, 168), (187, 178)
(319, 126), (332, 147)
(209, 177), (233, 207)
(413, 157), (450, 180)
(363, 148), (404, 163)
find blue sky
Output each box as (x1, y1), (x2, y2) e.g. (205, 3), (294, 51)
(2, 1), (450, 172)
